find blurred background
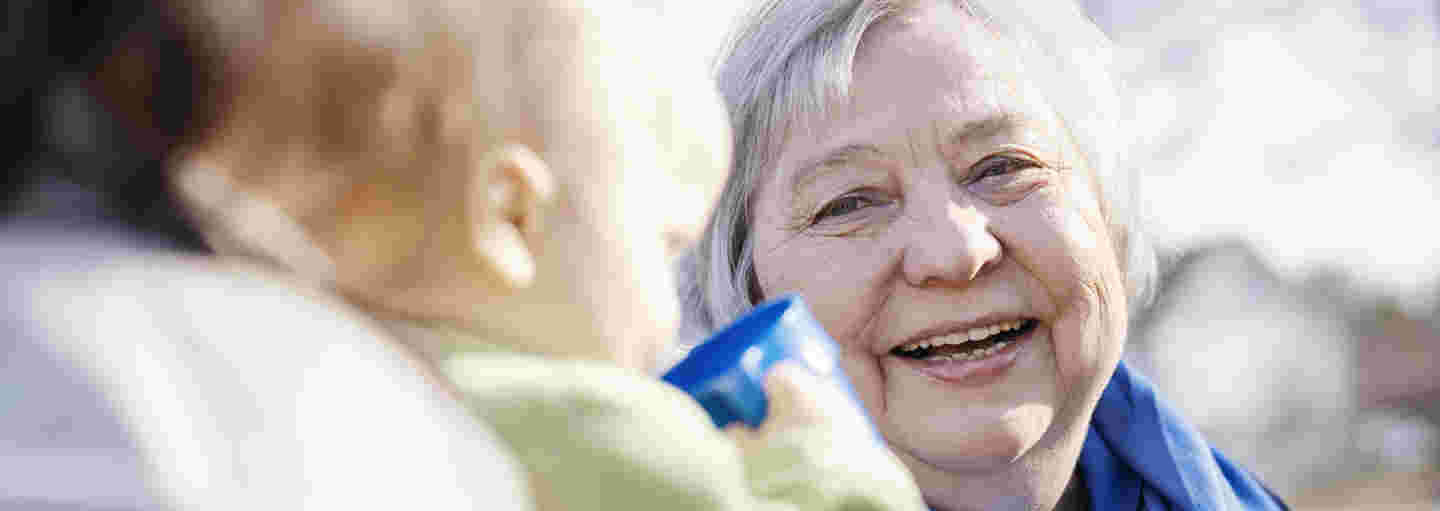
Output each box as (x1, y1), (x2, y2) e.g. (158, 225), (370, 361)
(1085, 1), (1439, 508)
(648, 0), (1440, 508)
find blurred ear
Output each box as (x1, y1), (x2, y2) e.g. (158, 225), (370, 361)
(470, 144), (555, 290)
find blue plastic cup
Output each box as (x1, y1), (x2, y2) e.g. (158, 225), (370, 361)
(663, 295), (875, 432)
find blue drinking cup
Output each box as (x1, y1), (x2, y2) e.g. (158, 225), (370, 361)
(663, 295), (875, 432)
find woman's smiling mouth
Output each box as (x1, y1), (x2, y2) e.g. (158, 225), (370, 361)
(889, 319), (1040, 385)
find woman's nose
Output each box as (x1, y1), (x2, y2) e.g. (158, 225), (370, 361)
(899, 201), (1001, 287)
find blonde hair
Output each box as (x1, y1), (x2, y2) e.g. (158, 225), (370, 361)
(173, 0), (513, 184)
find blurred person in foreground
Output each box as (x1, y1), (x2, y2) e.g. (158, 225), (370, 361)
(679, 1), (1289, 510)
(3, 0), (531, 508)
(4, 0), (927, 510)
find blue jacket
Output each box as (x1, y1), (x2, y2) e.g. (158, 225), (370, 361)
(1079, 361), (1289, 510)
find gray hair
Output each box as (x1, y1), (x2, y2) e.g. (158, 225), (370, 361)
(679, 0), (1156, 338)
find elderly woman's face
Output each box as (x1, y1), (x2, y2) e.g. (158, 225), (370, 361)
(749, 3), (1127, 486)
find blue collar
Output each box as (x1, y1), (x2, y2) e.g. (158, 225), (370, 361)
(1078, 361), (1289, 510)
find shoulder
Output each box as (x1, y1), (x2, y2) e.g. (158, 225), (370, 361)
(446, 353), (751, 509)
(0, 230), (163, 510)
(444, 352), (726, 457)
(1, 227), (531, 510)
(446, 353), (705, 417)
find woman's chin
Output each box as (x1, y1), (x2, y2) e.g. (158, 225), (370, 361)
(889, 406), (1055, 474)
(881, 328), (1063, 473)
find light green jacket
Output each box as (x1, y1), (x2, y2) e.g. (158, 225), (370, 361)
(443, 348), (927, 511)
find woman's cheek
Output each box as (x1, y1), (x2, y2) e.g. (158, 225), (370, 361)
(1058, 172), (1127, 318)
(755, 235), (896, 420)
(759, 236), (892, 332)
(1057, 172), (1116, 260)
(1043, 181), (1126, 387)
(839, 344), (888, 425)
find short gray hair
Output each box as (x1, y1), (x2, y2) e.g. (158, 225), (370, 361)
(679, 0), (1155, 338)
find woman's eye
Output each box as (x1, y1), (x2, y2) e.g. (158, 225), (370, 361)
(814, 194), (874, 222)
(972, 154), (1041, 181)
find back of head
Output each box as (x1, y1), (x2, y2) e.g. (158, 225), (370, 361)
(172, 0), (732, 368)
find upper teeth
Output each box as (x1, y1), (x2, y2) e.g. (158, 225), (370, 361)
(897, 319), (1027, 352)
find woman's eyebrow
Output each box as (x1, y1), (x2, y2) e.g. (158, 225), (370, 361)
(940, 112), (1023, 152)
(789, 144), (886, 191)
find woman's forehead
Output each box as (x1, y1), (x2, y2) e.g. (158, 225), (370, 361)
(782, 13), (1059, 163)
(851, 2), (1021, 104)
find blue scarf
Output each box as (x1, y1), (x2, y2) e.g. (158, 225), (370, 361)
(1079, 361), (1289, 510)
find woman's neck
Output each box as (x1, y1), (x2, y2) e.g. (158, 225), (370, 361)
(906, 448), (1086, 511)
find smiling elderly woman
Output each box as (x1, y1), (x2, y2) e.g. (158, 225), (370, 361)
(679, 1), (1290, 510)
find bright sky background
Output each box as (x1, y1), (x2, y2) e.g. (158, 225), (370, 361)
(1105, 1), (1440, 309)
(652, 0), (1440, 309)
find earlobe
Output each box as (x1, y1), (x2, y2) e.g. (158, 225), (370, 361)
(473, 220), (538, 290)
(469, 144), (555, 289)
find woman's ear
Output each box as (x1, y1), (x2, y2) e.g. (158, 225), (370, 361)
(469, 144), (555, 290)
